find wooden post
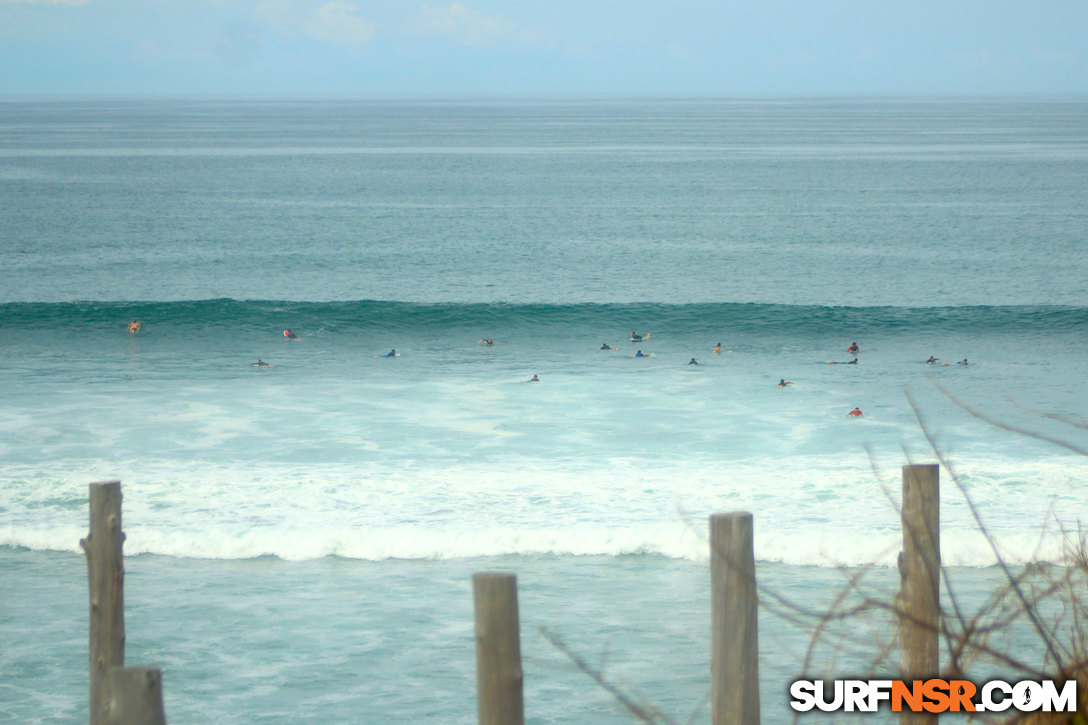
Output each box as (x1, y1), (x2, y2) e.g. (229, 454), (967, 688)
(80, 480), (126, 725)
(899, 464), (940, 724)
(710, 512), (760, 725)
(103, 667), (166, 725)
(473, 572), (524, 725)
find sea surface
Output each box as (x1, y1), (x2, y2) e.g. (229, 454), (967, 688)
(2, 96), (1087, 723)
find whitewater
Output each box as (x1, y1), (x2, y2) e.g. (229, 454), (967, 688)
(2, 96), (1087, 724)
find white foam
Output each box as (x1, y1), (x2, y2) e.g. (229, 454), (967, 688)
(2, 454), (1083, 567)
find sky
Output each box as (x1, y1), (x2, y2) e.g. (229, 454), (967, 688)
(0, 0), (1086, 96)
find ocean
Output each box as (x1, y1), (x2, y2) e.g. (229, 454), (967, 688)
(2, 96), (1087, 723)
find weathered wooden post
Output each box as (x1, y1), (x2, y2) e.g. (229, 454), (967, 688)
(473, 572), (525, 725)
(103, 667), (166, 725)
(898, 463), (940, 724)
(80, 480), (126, 725)
(710, 512), (760, 725)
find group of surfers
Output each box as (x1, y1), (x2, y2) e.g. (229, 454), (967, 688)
(544, 336), (877, 416)
(927, 355), (969, 366)
(128, 323), (969, 416)
(823, 343), (969, 417)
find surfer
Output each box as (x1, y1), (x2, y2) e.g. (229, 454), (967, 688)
(849, 407), (864, 417)
(826, 358), (859, 365)
(957, 359), (969, 366)
(630, 331), (652, 342)
(847, 342), (859, 354)
(926, 356), (938, 364)
(479, 338), (496, 345)
(632, 350), (651, 358)
(251, 359), (271, 367)
(284, 329), (297, 339)
(529, 374), (540, 382)
(127, 320), (141, 335)
(713, 342), (721, 354)
(778, 379), (793, 387)
(383, 349), (397, 358)
(688, 358), (699, 365)
(600, 343), (618, 350)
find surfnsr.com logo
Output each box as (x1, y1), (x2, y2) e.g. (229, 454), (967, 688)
(789, 679), (1078, 714)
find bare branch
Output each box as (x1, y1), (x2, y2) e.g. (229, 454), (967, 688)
(930, 377), (1088, 457)
(540, 626), (683, 725)
(906, 388), (1067, 673)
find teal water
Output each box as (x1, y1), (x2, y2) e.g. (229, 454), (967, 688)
(2, 96), (1087, 723)
(3, 97), (1087, 306)
(1, 549), (1041, 724)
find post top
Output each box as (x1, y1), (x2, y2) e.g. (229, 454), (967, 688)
(710, 511), (753, 522)
(473, 571), (517, 582)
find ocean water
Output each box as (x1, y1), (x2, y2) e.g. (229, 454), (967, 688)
(2, 96), (1087, 723)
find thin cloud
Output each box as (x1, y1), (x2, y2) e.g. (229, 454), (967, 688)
(307, 1), (374, 47)
(419, 2), (533, 47)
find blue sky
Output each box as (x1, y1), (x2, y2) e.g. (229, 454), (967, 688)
(1, 0), (1086, 95)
